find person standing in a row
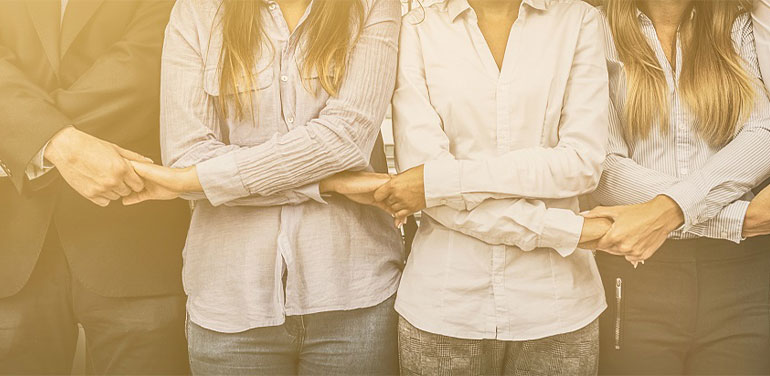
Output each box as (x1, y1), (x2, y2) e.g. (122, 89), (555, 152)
(379, 0), (611, 374)
(121, 0), (405, 374)
(0, 0), (191, 374)
(584, 0), (770, 373)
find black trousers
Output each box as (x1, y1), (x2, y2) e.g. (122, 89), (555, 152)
(0, 225), (189, 375)
(597, 236), (770, 375)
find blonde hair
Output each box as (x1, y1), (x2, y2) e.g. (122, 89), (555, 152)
(217, 0), (364, 119)
(607, 0), (755, 147)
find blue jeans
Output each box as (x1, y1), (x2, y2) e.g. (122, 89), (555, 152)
(186, 295), (398, 375)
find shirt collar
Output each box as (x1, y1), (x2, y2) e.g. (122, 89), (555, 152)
(446, 0), (550, 23)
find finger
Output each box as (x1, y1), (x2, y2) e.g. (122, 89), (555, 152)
(114, 145), (153, 163)
(102, 191), (120, 201)
(389, 202), (408, 212)
(90, 196), (111, 207)
(583, 206), (620, 220)
(122, 191), (148, 206)
(122, 161), (146, 192)
(373, 184), (393, 203)
(396, 209), (412, 218)
(113, 181), (132, 197)
(376, 202), (396, 215)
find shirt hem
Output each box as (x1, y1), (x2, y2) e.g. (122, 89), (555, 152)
(395, 298), (606, 341)
(188, 283), (399, 334)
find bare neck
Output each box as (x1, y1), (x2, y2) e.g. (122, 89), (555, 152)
(637, 0), (692, 66)
(638, 0), (692, 30)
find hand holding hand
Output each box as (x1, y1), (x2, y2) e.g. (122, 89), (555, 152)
(319, 171), (392, 212)
(744, 185), (770, 237)
(44, 127), (152, 207)
(122, 162), (201, 205)
(373, 165), (426, 218)
(577, 217), (614, 250)
(584, 195), (684, 263)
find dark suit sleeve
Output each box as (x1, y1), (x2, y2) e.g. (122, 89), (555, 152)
(0, 44), (72, 192)
(53, 0), (174, 147)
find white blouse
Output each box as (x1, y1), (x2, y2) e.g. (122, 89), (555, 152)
(392, 0), (608, 340)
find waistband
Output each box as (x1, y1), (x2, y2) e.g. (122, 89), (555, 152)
(596, 235), (770, 263)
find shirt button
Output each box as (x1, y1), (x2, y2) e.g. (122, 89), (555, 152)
(721, 231), (728, 238)
(280, 75), (288, 82)
(680, 168), (688, 175)
(268, 3), (277, 10)
(287, 117), (294, 124)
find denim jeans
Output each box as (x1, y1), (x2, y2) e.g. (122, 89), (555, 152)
(186, 294), (398, 375)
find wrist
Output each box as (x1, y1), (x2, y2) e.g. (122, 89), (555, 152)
(44, 126), (79, 165)
(319, 178), (334, 194)
(652, 195), (685, 231)
(181, 166), (203, 193)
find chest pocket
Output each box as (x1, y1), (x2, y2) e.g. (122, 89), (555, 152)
(202, 64), (277, 146)
(202, 65), (274, 96)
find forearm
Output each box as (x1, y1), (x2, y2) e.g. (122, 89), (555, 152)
(0, 44), (74, 190)
(423, 198), (584, 257)
(592, 154), (680, 206)
(674, 200), (750, 242)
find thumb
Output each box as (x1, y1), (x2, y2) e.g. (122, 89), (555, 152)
(583, 206), (620, 220)
(128, 160), (165, 182)
(122, 191), (149, 206)
(373, 183), (392, 202)
(114, 145), (153, 163)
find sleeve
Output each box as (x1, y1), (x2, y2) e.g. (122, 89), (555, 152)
(159, 0), (327, 207)
(422, 8), (609, 210)
(0, 45), (72, 192)
(752, 0), (770, 86)
(24, 142), (55, 180)
(183, 0), (401, 206)
(660, 18), (770, 231)
(391, 16), (583, 257)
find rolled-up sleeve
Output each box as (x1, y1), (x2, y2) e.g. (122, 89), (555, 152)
(185, 0), (400, 206)
(160, 0), (332, 206)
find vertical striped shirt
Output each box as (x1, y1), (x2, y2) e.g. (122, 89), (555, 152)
(591, 10), (770, 243)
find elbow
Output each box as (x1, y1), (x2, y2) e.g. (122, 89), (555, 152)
(568, 148), (605, 196)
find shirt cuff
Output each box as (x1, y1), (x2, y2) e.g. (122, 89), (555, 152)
(294, 183), (327, 205)
(196, 153), (250, 206)
(683, 200), (749, 243)
(661, 181), (705, 230)
(25, 141), (56, 180)
(536, 209), (584, 257)
(423, 159), (465, 210)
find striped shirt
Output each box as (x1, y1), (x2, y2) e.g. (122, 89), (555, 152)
(591, 10), (770, 243)
(754, 0), (770, 86)
(160, 0), (403, 332)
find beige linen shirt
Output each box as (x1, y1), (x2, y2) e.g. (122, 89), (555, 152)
(392, 0), (608, 340)
(161, 0), (404, 332)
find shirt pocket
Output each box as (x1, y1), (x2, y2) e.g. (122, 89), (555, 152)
(202, 64), (277, 146)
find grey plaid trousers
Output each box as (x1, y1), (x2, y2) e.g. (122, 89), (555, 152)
(398, 317), (599, 376)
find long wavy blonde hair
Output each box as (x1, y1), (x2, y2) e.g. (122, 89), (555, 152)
(216, 0), (364, 119)
(607, 0), (755, 147)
